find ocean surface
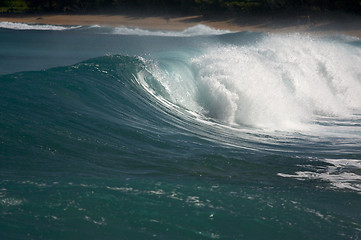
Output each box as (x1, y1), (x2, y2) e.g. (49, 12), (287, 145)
(1, 21), (361, 240)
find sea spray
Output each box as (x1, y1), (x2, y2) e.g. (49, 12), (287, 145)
(144, 33), (361, 131)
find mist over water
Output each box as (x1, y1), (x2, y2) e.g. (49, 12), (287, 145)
(1, 23), (361, 240)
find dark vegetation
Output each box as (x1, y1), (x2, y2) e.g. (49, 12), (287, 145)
(1, 0), (361, 14)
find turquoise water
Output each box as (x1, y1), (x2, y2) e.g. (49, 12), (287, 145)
(1, 22), (361, 239)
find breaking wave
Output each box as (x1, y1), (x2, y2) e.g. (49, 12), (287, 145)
(0, 21), (81, 30)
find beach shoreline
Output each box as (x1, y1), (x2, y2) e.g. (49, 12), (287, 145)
(1, 12), (361, 38)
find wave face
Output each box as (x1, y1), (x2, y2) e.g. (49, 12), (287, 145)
(1, 24), (361, 240)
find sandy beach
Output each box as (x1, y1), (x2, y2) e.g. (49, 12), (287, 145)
(1, 12), (361, 38)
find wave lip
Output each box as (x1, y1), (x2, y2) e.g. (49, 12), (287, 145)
(0, 21), (81, 30)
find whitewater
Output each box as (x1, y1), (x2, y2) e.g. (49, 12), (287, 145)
(1, 22), (361, 240)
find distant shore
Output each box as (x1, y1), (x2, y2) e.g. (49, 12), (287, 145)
(1, 12), (361, 38)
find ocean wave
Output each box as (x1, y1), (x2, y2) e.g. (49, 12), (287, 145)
(0, 21), (81, 30)
(111, 24), (231, 36)
(145, 33), (361, 131)
(2, 21), (361, 239)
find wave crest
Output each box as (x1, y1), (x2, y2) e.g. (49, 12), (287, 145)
(111, 24), (231, 37)
(146, 34), (361, 131)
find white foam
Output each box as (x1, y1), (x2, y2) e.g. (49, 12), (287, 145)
(1, 197), (24, 207)
(112, 24), (231, 37)
(0, 21), (81, 31)
(189, 33), (361, 130)
(324, 158), (361, 169)
(278, 158), (361, 192)
(136, 32), (361, 132)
